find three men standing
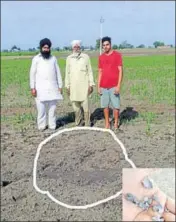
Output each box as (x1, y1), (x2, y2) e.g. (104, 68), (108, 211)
(65, 40), (95, 126)
(30, 38), (63, 131)
(30, 37), (122, 130)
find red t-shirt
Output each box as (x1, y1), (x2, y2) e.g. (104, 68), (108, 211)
(98, 50), (122, 88)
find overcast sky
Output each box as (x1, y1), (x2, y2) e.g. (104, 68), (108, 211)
(1, 1), (175, 49)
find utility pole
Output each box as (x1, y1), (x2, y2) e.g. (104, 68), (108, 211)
(100, 16), (104, 55)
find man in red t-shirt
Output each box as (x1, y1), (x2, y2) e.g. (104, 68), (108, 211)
(98, 36), (123, 129)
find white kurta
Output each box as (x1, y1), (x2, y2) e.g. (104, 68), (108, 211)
(65, 53), (95, 102)
(30, 54), (63, 102)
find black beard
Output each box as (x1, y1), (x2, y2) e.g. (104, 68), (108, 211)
(41, 50), (51, 59)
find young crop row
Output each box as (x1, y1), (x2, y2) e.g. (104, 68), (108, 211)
(1, 54), (174, 133)
(1, 55), (174, 106)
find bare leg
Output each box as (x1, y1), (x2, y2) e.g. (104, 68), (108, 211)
(104, 108), (110, 128)
(113, 109), (120, 129)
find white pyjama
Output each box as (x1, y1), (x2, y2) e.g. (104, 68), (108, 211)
(35, 98), (57, 130)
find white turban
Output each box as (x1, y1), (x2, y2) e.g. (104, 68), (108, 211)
(71, 40), (81, 48)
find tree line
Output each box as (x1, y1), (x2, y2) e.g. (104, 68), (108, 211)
(95, 39), (173, 49)
(2, 40), (174, 52)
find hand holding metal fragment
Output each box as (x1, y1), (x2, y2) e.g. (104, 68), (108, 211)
(125, 193), (167, 221)
(125, 193), (152, 210)
(124, 176), (169, 221)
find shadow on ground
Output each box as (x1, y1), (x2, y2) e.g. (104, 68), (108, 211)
(56, 112), (75, 128)
(90, 107), (139, 128)
(56, 107), (139, 128)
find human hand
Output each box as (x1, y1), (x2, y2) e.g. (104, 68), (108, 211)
(98, 87), (102, 95)
(162, 197), (175, 221)
(31, 88), (37, 97)
(66, 88), (70, 96)
(122, 169), (175, 221)
(58, 88), (63, 94)
(88, 86), (93, 95)
(114, 86), (120, 95)
(132, 195), (175, 221)
(123, 169), (158, 221)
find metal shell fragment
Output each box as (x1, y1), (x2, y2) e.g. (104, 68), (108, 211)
(152, 216), (164, 221)
(148, 198), (153, 205)
(138, 202), (146, 210)
(165, 207), (169, 212)
(133, 196), (139, 205)
(125, 193), (134, 202)
(144, 196), (149, 202)
(152, 204), (164, 214)
(141, 176), (153, 189)
(153, 194), (159, 202)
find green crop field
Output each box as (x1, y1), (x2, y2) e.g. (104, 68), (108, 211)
(1, 54), (175, 134)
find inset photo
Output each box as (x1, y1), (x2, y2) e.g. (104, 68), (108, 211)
(122, 168), (175, 221)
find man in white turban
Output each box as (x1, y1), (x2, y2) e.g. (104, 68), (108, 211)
(65, 40), (95, 126)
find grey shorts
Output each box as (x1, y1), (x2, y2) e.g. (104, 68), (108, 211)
(100, 87), (120, 109)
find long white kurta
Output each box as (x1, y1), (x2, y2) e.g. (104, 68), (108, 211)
(65, 53), (95, 102)
(30, 54), (63, 102)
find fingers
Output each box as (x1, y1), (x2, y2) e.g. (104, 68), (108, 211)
(133, 211), (153, 221)
(123, 197), (144, 221)
(114, 89), (119, 95)
(165, 197), (175, 214)
(66, 88), (70, 95)
(88, 87), (93, 95)
(163, 212), (176, 221)
(98, 91), (102, 95)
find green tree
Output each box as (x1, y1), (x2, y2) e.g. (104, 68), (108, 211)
(153, 41), (165, 48)
(11, 45), (18, 51)
(119, 41), (134, 49)
(63, 46), (71, 51)
(137, 44), (145, 48)
(28, 48), (36, 52)
(55, 47), (60, 51)
(112, 44), (118, 49)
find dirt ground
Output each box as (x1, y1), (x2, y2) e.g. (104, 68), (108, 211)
(1, 49), (175, 221)
(1, 100), (175, 221)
